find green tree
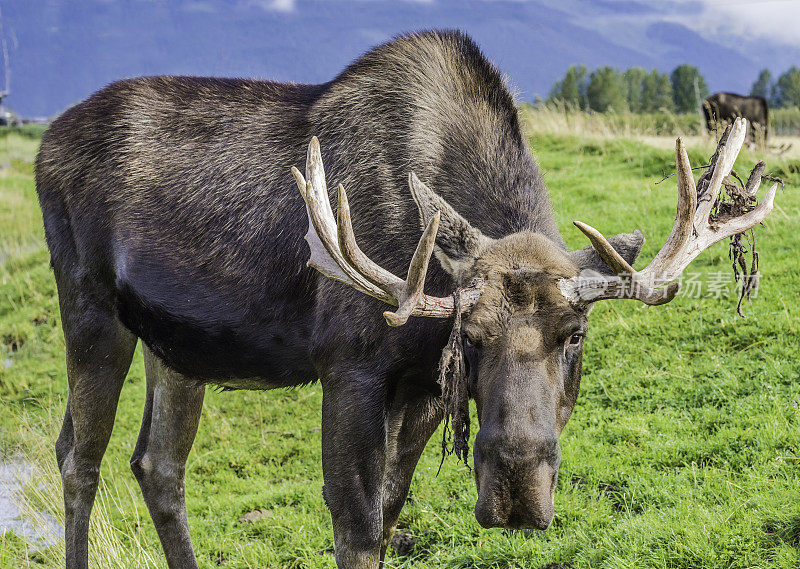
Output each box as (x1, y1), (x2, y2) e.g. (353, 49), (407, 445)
(773, 67), (800, 108)
(548, 65), (588, 109)
(587, 66), (626, 112)
(622, 67), (647, 113)
(641, 69), (674, 112)
(671, 64), (709, 113)
(750, 68), (773, 101)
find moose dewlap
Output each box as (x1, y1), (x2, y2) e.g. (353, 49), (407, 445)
(35, 29), (775, 569)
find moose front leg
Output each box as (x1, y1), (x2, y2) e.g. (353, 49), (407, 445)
(380, 393), (443, 564)
(321, 369), (388, 569)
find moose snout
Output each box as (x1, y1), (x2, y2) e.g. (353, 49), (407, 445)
(473, 430), (560, 530)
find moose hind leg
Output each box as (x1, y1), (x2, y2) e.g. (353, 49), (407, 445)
(57, 308), (137, 569)
(130, 346), (205, 569)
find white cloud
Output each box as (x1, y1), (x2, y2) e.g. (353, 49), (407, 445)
(536, 0), (800, 48)
(267, 0), (296, 12)
(667, 0), (800, 48)
(245, 0), (296, 12)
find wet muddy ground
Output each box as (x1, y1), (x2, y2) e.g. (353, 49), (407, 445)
(0, 458), (62, 549)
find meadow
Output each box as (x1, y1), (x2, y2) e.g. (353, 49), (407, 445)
(1, 112), (799, 568)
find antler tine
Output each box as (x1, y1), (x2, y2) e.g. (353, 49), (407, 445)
(335, 183), (404, 295)
(384, 212), (441, 326)
(566, 118), (776, 306)
(569, 220), (677, 305)
(336, 183), (448, 326)
(695, 117), (746, 225)
(744, 161), (765, 198)
(712, 182), (777, 241)
(297, 138), (388, 301)
(291, 166), (307, 200)
(573, 221), (634, 274)
(646, 137), (698, 278)
(294, 137), (482, 326)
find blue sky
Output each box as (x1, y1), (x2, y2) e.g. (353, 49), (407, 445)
(4, 0), (799, 118)
(253, 0), (800, 47)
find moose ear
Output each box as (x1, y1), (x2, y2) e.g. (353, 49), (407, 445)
(408, 173), (492, 281)
(570, 229), (644, 275)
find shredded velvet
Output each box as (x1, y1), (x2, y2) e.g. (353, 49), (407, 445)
(437, 289), (471, 467)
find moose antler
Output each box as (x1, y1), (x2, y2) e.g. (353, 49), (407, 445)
(562, 118), (777, 305)
(291, 137), (482, 326)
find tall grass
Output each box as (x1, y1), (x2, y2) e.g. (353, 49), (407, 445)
(524, 101), (800, 137)
(521, 101), (704, 137)
(0, 125), (48, 141)
(5, 411), (164, 569)
(771, 107), (800, 136)
(0, 133), (46, 264)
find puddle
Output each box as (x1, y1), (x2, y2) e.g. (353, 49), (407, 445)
(0, 458), (62, 549)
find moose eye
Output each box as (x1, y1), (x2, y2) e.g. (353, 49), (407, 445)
(462, 333), (482, 351)
(567, 333), (583, 347)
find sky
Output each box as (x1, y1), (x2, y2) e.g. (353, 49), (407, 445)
(3, 0), (799, 118)
(671, 0), (800, 47)
(255, 0), (800, 46)
(532, 0), (800, 47)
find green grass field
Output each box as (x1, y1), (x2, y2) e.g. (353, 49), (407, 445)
(1, 121), (799, 568)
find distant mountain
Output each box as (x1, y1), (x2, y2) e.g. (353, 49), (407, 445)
(644, 22), (760, 91)
(3, 0), (796, 118)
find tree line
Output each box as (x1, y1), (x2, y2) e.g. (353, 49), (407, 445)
(750, 68), (800, 109)
(548, 65), (800, 113)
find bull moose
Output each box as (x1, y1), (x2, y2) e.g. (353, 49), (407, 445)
(703, 92), (769, 145)
(35, 30), (775, 569)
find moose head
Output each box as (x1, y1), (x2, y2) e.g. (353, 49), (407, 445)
(291, 118), (776, 530)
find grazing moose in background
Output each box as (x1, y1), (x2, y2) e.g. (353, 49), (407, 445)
(704, 92), (769, 146)
(35, 30), (775, 569)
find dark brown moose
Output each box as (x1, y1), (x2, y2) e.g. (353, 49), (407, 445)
(35, 31), (775, 569)
(703, 92), (770, 145)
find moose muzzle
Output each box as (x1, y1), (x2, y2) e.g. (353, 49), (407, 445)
(473, 427), (561, 530)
